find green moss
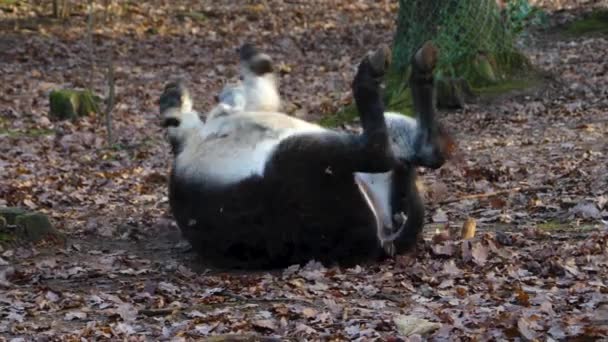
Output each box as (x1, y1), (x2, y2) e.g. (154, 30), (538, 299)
(27, 128), (54, 137)
(49, 89), (100, 120)
(0, 127), (54, 138)
(471, 55), (498, 84)
(537, 220), (597, 232)
(0, 207), (27, 225)
(435, 76), (475, 109)
(566, 10), (608, 35)
(175, 11), (208, 22)
(0, 232), (15, 243)
(77, 90), (100, 117)
(475, 76), (541, 97)
(324, 49), (536, 128)
(537, 220), (566, 230)
(385, 91), (414, 116)
(15, 212), (61, 243)
(449, 50), (531, 88)
(318, 85), (414, 128)
(0, 0), (19, 6)
(319, 105), (358, 128)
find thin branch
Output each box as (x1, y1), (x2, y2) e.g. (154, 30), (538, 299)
(105, 44), (115, 146)
(52, 0), (58, 18)
(86, 0), (95, 91)
(140, 291), (315, 317)
(103, 0), (112, 23)
(439, 186), (551, 205)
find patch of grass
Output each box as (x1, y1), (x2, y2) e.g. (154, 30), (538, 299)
(319, 105), (359, 128)
(385, 66), (415, 116)
(175, 11), (207, 22)
(537, 220), (597, 231)
(475, 76), (542, 97)
(0, 231), (15, 243)
(566, 10), (608, 35)
(0, 127), (54, 138)
(0, 0), (19, 6)
(318, 93), (415, 128)
(537, 220), (567, 230)
(385, 87), (415, 117)
(320, 54), (539, 129)
(110, 143), (128, 151)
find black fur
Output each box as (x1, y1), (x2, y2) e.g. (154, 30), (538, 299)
(239, 43), (273, 76)
(159, 81), (189, 116)
(410, 43), (446, 169)
(238, 43), (258, 62)
(249, 58), (273, 76)
(391, 164), (425, 252)
(170, 170), (384, 269)
(164, 45), (440, 269)
(162, 117), (180, 128)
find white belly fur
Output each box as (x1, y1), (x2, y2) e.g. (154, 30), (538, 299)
(175, 112), (325, 185)
(175, 111), (400, 246)
(354, 172), (394, 235)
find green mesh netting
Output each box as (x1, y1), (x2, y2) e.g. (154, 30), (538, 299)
(392, 0), (528, 86)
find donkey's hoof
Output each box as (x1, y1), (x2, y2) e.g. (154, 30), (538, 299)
(413, 41), (438, 73)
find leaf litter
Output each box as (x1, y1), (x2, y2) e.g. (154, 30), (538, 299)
(1, 0), (607, 340)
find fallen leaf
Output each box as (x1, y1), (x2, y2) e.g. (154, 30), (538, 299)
(442, 260), (463, 277)
(64, 311), (87, 321)
(461, 217), (476, 239)
(472, 243), (489, 266)
(393, 315), (441, 337)
(433, 225), (452, 243)
(548, 324), (566, 339)
(569, 202), (601, 219)
(253, 319), (277, 332)
(116, 303), (138, 322)
(461, 240), (472, 262)
(302, 307), (318, 319)
(432, 242), (455, 256)
(0, 266), (15, 288)
(517, 316), (537, 341)
(515, 287), (530, 307)
(432, 209), (448, 223)
(438, 278), (454, 289)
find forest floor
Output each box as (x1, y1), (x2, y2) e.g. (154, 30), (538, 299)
(0, 0), (607, 340)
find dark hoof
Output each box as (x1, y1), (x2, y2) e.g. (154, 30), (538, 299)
(413, 41), (438, 74)
(238, 43), (274, 75)
(353, 45), (392, 93)
(367, 44), (392, 77)
(249, 56), (274, 75)
(238, 43), (259, 62)
(159, 80), (190, 115)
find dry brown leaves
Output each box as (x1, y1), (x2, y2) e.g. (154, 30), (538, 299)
(1, 0), (607, 340)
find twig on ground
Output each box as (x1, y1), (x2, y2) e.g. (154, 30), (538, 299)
(105, 44), (115, 146)
(439, 186), (551, 205)
(140, 290), (316, 318)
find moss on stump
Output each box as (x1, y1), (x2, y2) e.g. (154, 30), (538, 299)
(0, 207), (64, 246)
(0, 207), (27, 225)
(435, 76), (477, 109)
(49, 89), (100, 120)
(566, 10), (608, 36)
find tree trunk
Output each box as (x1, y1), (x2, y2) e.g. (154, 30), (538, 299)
(392, 0), (446, 74)
(389, 0), (530, 109)
(52, 0), (71, 19)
